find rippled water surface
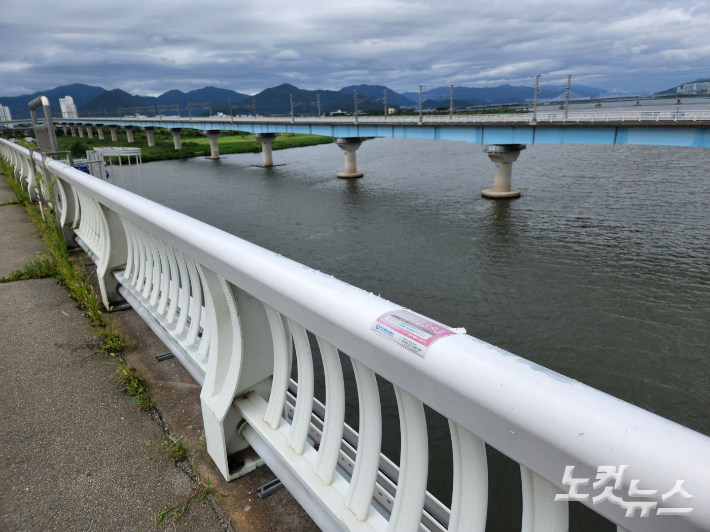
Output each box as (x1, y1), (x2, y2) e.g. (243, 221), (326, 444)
(134, 138), (709, 530)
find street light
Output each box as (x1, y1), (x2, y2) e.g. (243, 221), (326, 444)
(449, 85), (454, 118)
(418, 85), (426, 124)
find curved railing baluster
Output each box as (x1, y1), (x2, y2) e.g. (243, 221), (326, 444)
(286, 318), (314, 455)
(184, 256), (203, 348)
(448, 421), (487, 532)
(147, 234), (163, 307)
(119, 218), (135, 280)
(174, 249), (191, 335)
(141, 229), (158, 300)
(313, 336), (345, 485)
(387, 386), (428, 532)
(130, 222), (144, 286)
(345, 359), (381, 521)
(263, 303), (290, 429)
(164, 243), (180, 325)
(155, 239), (170, 314)
(520, 465), (568, 532)
(136, 226), (152, 294)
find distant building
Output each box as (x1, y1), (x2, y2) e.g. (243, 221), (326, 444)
(677, 82), (710, 95)
(387, 108), (397, 115)
(330, 110), (347, 116)
(59, 96), (78, 118)
(0, 104), (11, 121)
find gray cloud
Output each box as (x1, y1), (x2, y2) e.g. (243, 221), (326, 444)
(0, 0), (708, 96)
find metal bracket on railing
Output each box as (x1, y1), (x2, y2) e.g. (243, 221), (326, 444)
(256, 478), (285, 499)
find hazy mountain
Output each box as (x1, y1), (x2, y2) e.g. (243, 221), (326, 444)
(0, 84), (106, 118)
(79, 86), (251, 115)
(339, 84), (414, 106)
(422, 98), (479, 110)
(225, 83), (412, 115)
(654, 78), (710, 95)
(402, 84), (609, 106)
(79, 89), (158, 115)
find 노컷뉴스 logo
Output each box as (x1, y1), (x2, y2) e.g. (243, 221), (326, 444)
(555, 466), (693, 517)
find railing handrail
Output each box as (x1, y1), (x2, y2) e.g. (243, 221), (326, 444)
(2, 137), (709, 530)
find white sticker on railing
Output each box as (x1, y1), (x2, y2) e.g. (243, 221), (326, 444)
(371, 310), (455, 357)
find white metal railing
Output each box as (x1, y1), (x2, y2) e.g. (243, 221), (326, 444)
(12, 109), (710, 127)
(2, 137), (709, 532)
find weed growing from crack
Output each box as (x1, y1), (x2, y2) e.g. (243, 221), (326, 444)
(0, 256), (58, 283)
(112, 360), (155, 411)
(154, 474), (225, 527)
(160, 438), (191, 462)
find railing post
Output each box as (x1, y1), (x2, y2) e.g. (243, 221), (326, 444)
(198, 270), (274, 481)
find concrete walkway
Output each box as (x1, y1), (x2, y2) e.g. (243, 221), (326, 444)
(0, 177), (318, 531)
(0, 180), (226, 531)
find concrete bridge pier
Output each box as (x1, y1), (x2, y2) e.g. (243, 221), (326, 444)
(204, 130), (221, 159)
(124, 126), (135, 143)
(77, 126), (84, 138)
(70, 126), (76, 137)
(108, 126), (118, 142)
(254, 133), (278, 167)
(482, 144), (526, 199)
(95, 125), (104, 140)
(144, 127), (155, 147)
(336, 137), (364, 178)
(85, 125), (94, 140)
(169, 129), (182, 149)
(61, 126), (67, 136)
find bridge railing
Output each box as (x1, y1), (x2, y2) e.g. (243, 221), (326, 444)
(13, 109), (710, 127)
(2, 137), (709, 532)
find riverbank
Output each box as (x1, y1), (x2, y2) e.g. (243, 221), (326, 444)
(53, 129), (334, 162)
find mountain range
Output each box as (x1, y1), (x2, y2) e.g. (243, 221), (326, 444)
(402, 84), (611, 105)
(0, 84), (106, 118)
(5, 78), (699, 119)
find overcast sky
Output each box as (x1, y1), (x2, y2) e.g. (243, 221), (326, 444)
(1, 0), (708, 96)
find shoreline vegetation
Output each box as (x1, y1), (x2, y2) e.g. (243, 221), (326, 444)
(49, 129), (334, 163)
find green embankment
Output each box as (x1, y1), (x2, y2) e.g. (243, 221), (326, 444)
(54, 129), (334, 163)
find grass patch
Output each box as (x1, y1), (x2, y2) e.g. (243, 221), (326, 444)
(113, 359), (155, 411)
(154, 473), (225, 527)
(0, 256), (58, 283)
(160, 438), (191, 462)
(56, 129), (334, 163)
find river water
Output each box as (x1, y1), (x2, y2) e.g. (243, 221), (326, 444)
(134, 138), (709, 530)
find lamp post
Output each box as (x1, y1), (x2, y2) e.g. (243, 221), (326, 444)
(384, 88), (387, 120)
(354, 89), (358, 124)
(532, 74), (540, 122)
(290, 95), (294, 124)
(564, 75), (571, 120)
(449, 85), (454, 117)
(418, 85), (425, 124)
(317, 94), (321, 118)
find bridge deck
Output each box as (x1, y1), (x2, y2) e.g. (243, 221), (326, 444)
(8, 112), (710, 148)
